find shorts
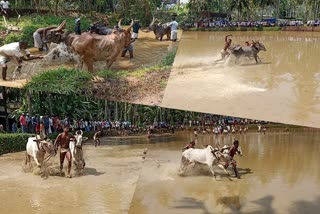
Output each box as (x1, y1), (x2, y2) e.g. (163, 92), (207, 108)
(123, 44), (133, 51)
(0, 55), (10, 65)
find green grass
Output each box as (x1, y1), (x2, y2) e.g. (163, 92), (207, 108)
(1, 14), (93, 46)
(24, 68), (92, 95)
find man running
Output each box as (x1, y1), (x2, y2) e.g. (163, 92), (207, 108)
(0, 41), (43, 80)
(224, 140), (242, 178)
(93, 130), (102, 147)
(215, 34), (232, 62)
(0, 0), (10, 19)
(54, 126), (76, 178)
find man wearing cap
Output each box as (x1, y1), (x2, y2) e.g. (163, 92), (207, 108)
(0, 41), (43, 80)
(75, 18), (81, 35)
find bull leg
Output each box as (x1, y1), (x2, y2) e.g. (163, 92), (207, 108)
(33, 152), (41, 167)
(208, 165), (217, 179)
(25, 152), (29, 165)
(217, 163), (230, 176)
(160, 35), (163, 41)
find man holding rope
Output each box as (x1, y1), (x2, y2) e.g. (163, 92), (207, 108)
(54, 125), (76, 178)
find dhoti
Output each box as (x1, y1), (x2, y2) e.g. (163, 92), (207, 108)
(171, 30), (178, 40)
(131, 32), (138, 39)
(33, 32), (44, 49)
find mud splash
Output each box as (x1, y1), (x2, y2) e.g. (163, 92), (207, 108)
(129, 130), (320, 214)
(161, 31), (320, 128)
(0, 143), (145, 214)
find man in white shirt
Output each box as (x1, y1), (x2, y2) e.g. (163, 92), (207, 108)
(0, 0), (10, 19)
(0, 41), (43, 80)
(167, 17), (179, 42)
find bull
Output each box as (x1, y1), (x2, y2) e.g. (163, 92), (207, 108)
(230, 40), (267, 64)
(147, 16), (171, 41)
(45, 19), (133, 72)
(179, 145), (230, 179)
(70, 130), (88, 174)
(88, 22), (113, 35)
(25, 136), (56, 168)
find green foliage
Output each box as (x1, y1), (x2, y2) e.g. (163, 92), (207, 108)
(24, 68), (92, 95)
(161, 49), (177, 66)
(0, 133), (33, 155)
(4, 33), (22, 44)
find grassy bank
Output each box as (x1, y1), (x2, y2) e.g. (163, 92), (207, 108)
(0, 15), (94, 46)
(23, 68), (93, 96)
(24, 48), (176, 94)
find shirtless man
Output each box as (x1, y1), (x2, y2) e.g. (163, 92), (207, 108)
(33, 20), (66, 51)
(93, 130), (102, 147)
(224, 140), (242, 178)
(54, 126), (76, 178)
(183, 140), (196, 151)
(215, 34), (232, 62)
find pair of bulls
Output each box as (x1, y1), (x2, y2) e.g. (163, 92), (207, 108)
(25, 131), (87, 175)
(179, 145), (242, 179)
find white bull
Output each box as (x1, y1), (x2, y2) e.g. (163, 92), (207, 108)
(70, 130), (88, 174)
(179, 145), (230, 178)
(25, 136), (56, 168)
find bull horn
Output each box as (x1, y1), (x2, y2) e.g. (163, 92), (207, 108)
(80, 130), (83, 136)
(127, 19), (134, 32)
(118, 18), (123, 29)
(150, 16), (155, 26)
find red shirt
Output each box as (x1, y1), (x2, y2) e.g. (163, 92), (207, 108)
(19, 115), (27, 126)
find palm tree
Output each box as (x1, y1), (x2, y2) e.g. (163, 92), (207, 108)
(254, 0), (276, 20)
(229, 0), (250, 20)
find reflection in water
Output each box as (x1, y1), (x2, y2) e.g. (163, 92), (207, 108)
(161, 31), (320, 128)
(0, 144), (145, 214)
(129, 130), (320, 214)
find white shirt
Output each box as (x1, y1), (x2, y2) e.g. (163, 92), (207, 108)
(0, 1), (10, 9)
(0, 42), (29, 58)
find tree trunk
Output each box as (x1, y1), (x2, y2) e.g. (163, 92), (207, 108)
(55, 0), (59, 16)
(47, 93), (53, 116)
(104, 99), (108, 120)
(27, 90), (32, 116)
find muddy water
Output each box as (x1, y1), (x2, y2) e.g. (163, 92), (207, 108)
(0, 30), (180, 85)
(161, 31), (320, 128)
(129, 130), (320, 214)
(0, 141), (147, 214)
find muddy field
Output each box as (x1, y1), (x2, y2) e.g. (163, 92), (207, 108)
(129, 130), (320, 214)
(161, 31), (320, 128)
(0, 142), (146, 214)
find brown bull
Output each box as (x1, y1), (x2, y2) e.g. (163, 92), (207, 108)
(47, 19), (133, 72)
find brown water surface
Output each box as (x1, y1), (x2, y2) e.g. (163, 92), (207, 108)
(0, 142), (146, 214)
(129, 130), (320, 214)
(161, 31), (320, 128)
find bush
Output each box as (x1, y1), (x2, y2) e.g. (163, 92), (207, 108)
(0, 133), (33, 155)
(4, 33), (22, 44)
(161, 49), (177, 66)
(24, 68), (93, 96)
